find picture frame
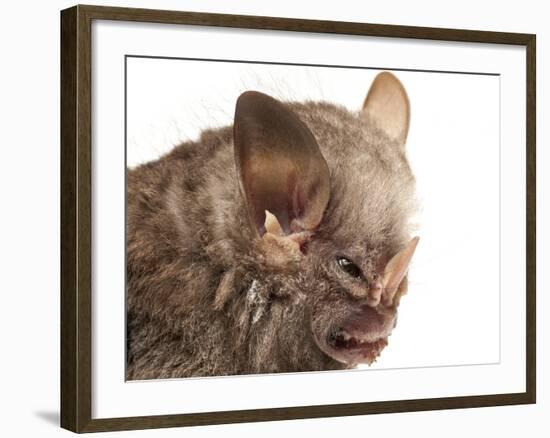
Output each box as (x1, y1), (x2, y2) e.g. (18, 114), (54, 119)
(60, 4), (536, 433)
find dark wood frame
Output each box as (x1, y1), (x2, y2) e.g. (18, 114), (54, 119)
(61, 4), (536, 433)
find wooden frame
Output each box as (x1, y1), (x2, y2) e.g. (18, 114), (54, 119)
(60, 4), (536, 433)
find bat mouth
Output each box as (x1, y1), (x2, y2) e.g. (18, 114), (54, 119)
(314, 305), (396, 366)
(324, 328), (388, 365)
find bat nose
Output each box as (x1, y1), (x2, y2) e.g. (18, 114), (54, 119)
(344, 277), (383, 306)
(365, 281), (383, 307)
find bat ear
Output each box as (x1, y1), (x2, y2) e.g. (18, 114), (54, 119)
(381, 237), (419, 306)
(362, 72), (410, 145)
(234, 91), (331, 242)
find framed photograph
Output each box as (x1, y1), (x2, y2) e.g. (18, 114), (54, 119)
(60, 4), (536, 433)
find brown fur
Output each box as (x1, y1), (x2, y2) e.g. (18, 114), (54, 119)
(126, 84), (417, 380)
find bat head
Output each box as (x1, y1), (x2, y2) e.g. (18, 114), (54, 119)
(231, 72), (418, 367)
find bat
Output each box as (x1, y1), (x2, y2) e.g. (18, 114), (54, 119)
(126, 71), (419, 379)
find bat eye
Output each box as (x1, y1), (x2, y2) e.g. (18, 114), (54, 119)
(336, 257), (363, 280)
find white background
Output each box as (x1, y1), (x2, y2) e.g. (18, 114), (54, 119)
(0, 0), (546, 437)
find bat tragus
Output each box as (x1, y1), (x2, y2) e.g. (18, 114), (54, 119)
(126, 72), (419, 379)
